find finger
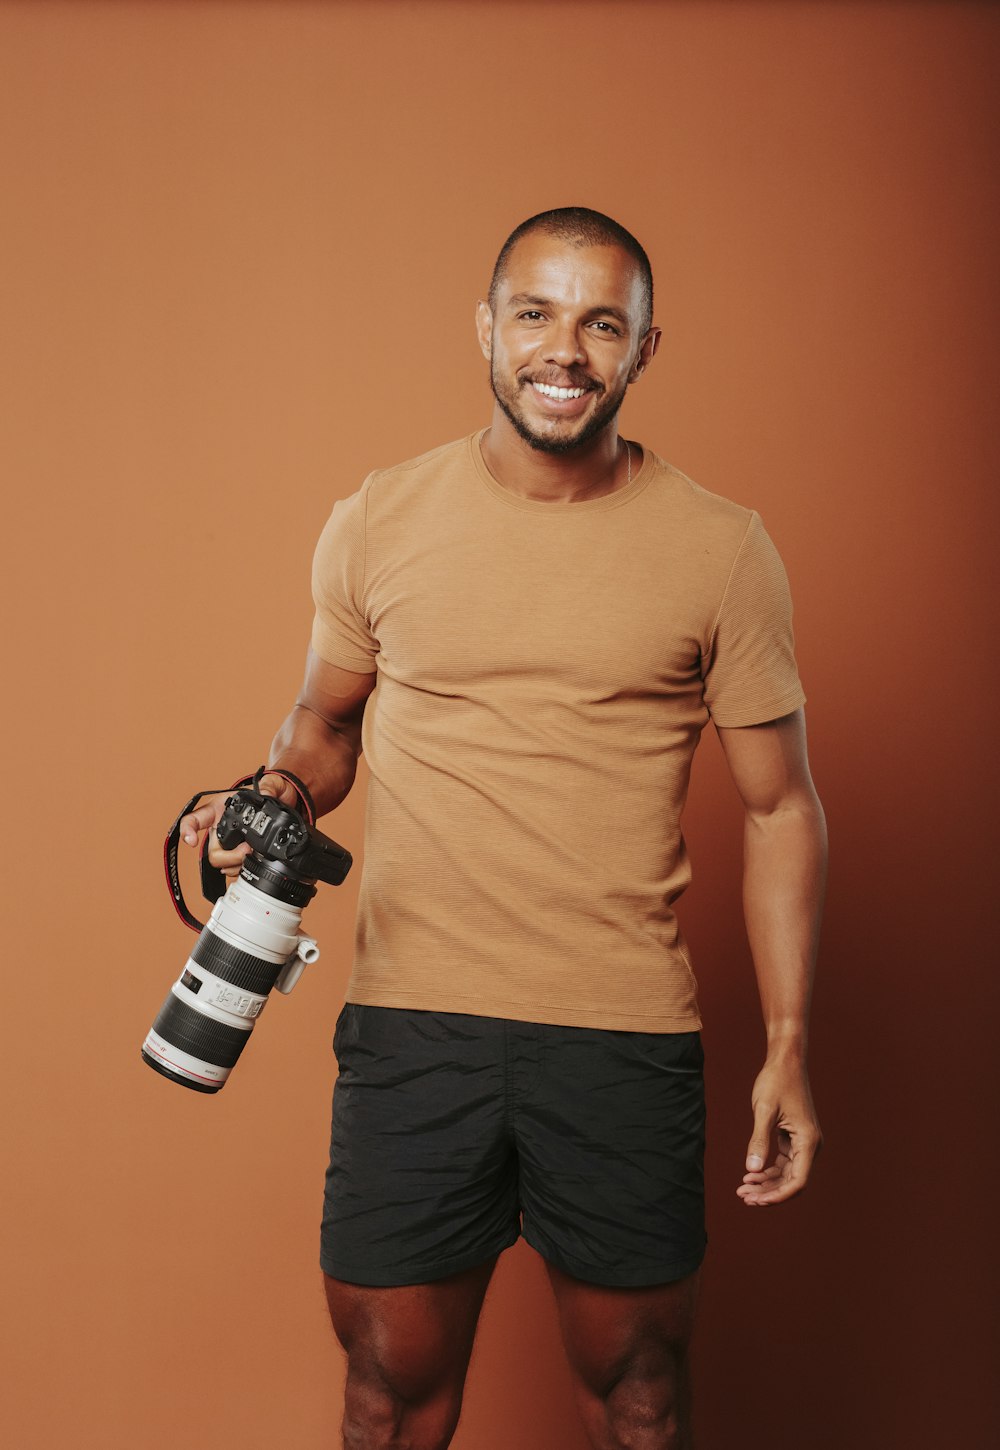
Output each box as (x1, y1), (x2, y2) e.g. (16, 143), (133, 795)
(258, 772), (299, 805)
(746, 1097), (777, 1173)
(737, 1161), (786, 1200)
(211, 848), (251, 872)
(180, 787), (240, 846)
(738, 1169), (803, 1206)
(737, 1138), (818, 1205)
(180, 803), (220, 846)
(208, 835), (251, 872)
(740, 1161), (784, 1185)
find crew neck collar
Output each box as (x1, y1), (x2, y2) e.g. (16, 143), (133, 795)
(469, 429), (655, 514)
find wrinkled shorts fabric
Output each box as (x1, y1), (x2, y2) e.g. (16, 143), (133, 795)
(321, 1004), (706, 1288)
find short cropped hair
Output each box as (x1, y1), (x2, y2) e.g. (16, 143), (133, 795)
(488, 207), (653, 333)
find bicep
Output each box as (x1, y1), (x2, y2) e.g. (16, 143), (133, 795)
(297, 646), (377, 734)
(716, 708), (819, 817)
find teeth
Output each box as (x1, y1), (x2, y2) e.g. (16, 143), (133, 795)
(533, 382), (586, 400)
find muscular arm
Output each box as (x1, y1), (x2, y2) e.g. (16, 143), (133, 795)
(181, 647), (376, 869)
(268, 647), (377, 816)
(716, 708), (827, 1205)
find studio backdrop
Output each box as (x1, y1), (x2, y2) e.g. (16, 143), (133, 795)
(1, 3), (996, 1448)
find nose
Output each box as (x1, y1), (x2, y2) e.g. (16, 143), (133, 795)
(543, 320), (586, 369)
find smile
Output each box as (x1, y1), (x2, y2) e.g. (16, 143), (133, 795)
(531, 382), (588, 401)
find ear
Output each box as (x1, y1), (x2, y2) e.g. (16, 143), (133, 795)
(475, 299), (493, 361)
(630, 326), (661, 382)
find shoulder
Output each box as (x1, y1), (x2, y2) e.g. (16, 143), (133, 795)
(316, 436), (472, 539)
(646, 454), (753, 523)
(362, 436), (472, 515)
(641, 452), (759, 549)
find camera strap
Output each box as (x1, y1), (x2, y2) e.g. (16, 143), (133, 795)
(163, 767), (320, 933)
(253, 765), (317, 827)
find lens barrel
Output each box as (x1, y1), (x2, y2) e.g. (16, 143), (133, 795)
(142, 872), (311, 1092)
(142, 990), (253, 1092)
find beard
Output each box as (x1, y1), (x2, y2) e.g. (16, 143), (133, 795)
(489, 359), (627, 455)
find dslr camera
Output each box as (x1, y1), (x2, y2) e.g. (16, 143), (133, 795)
(142, 783), (352, 1093)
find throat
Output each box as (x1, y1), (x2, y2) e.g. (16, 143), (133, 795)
(480, 426), (635, 504)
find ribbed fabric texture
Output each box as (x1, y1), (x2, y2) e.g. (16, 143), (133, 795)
(311, 434), (804, 1032)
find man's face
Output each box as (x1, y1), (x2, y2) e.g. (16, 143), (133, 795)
(477, 232), (657, 455)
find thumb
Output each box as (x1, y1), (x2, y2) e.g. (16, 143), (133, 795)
(258, 771), (297, 804)
(746, 1100), (776, 1172)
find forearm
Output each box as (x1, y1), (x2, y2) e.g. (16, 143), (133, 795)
(718, 712), (826, 1200)
(268, 703), (362, 818)
(742, 790), (827, 1058)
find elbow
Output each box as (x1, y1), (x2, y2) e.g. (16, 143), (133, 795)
(747, 788), (827, 846)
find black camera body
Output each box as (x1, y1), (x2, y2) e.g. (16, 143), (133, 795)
(217, 787), (352, 890)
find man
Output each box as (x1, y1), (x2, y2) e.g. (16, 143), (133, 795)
(182, 208), (826, 1450)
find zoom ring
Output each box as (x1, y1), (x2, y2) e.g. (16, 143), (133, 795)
(192, 931), (285, 996)
(153, 993), (252, 1069)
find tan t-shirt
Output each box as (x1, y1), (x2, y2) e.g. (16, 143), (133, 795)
(311, 432), (804, 1032)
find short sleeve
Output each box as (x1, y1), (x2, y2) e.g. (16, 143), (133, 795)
(310, 482), (378, 673)
(702, 512), (805, 727)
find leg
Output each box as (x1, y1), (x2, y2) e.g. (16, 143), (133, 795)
(512, 1019), (706, 1446)
(322, 1008), (519, 1444)
(547, 1262), (699, 1450)
(325, 1256), (496, 1450)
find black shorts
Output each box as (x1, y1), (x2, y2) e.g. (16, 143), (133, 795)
(321, 1005), (706, 1289)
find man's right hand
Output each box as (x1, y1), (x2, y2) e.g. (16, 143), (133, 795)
(180, 774), (301, 882)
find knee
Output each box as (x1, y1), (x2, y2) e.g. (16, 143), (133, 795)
(589, 1356), (692, 1450)
(323, 1266), (491, 1449)
(573, 1345), (689, 1450)
(342, 1358), (464, 1450)
(604, 1377), (687, 1449)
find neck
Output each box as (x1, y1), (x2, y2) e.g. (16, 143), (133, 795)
(481, 408), (634, 503)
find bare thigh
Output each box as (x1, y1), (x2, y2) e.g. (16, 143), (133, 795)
(324, 1257), (497, 1450)
(547, 1262), (700, 1450)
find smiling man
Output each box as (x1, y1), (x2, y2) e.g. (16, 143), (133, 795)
(184, 207), (826, 1450)
(482, 216), (656, 462)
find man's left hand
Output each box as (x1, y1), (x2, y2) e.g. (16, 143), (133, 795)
(737, 1057), (822, 1206)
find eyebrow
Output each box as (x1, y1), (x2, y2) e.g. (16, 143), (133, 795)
(506, 293), (632, 329)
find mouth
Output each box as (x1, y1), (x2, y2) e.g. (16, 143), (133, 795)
(524, 377), (600, 416)
(531, 381), (589, 401)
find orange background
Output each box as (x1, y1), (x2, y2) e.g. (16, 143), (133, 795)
(2, 3), (996, 1447)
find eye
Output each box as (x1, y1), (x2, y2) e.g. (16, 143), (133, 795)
(590, 320), (621, 336)
(518, 310), (545, 322)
